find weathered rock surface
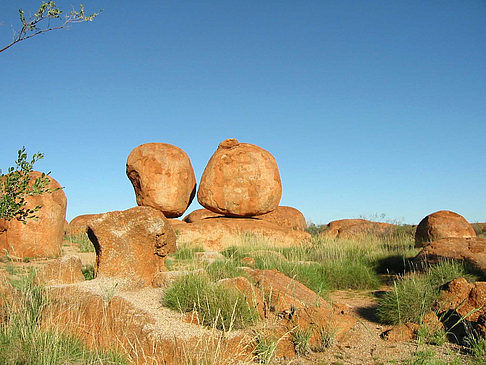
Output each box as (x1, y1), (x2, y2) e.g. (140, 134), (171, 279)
(35, 255), (85, 285)
(255, 206), (307, 231)
(322, 219), (395, 239)
(126, 143), (196, 218)
(182, 209), (223, 223)
(414, 237), (486, 276)
(415, 210), (476, 247)
(437, 278), (486, 338)
(87, 206), (176, 287)
(0, 172), (66, 259)
(241, 268), (356, 356)
(197, 139), (282, 217)
(69, 214), (100, 235)
(43, 281), (252, 365)
(175, 217), (310, 251)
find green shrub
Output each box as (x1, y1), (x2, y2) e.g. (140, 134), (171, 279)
(377, 275), (436, 325)
(81, 264), (95, 280)
(377, 261), (477, 325)
(253, 334), (277, 364)
(292, 328), (311, 356)
(162, 274), (259, 330)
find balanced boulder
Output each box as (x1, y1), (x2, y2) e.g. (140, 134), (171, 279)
(197, 139), (282, 217)
(0, 172), (66, 259)
(415, 210), (476, 247)
(126, 143), (196, 218)
(87, 206), (176, 287)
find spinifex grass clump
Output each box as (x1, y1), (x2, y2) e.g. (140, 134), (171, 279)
(206, 260), (248, 281)
(163, 274), (259, 330)
(377, 260), (478, 325)
(0, 272), (128, 365)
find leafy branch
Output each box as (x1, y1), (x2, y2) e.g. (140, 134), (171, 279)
(0, 1), (102, 54)
(0, 147), (60, 223)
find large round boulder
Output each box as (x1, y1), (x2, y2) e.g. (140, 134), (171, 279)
(126, 143), (196, 218)
(0, 172), (66, 259)
(322, 219), (395, 239)
(415, 210), (476, 247)
(197, 139), (282, 217)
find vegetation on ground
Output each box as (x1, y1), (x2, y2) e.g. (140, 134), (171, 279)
(162, 273), (259, 330)
(377, 260), (479, 325)
(64, 232), (95, 253)
(0, 271), (128, 364)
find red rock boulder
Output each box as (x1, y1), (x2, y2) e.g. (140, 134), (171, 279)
(415, 210), (476, 247)
(175, 217), (310, 251)
(69, 214), (100, 235)
(0, 172), (66, 259)
(182, 208), (223, 223)
(197, 139), (282, 217)
(414, 237), (486, 276)
(126, 143), (196, 218)
(87, 206), (176, 287)
(255, 206), (307, 231)
(322, 219), (395, 239)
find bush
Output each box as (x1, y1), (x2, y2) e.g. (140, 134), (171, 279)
(377, 261), (477, 325)
(162, 274), (259, 330)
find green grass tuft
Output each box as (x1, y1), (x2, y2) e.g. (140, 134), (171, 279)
(162, 274), (259, 330)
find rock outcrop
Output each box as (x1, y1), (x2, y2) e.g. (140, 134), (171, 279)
(322, 219), (395, 239)
(436, 278), (486, 339)
(255, 206), (307, 231)
(182, 209), (223, 223)
(414, 237), (486, 276)
(126, 143), (196, 218)
(35, 255), (85, 285)
(87, 206), (176, 287)
(175, 217), (310, 251)
(0, 172), (66, 259)
(415, 210), (476, 247)
(197, 139), (282, 217)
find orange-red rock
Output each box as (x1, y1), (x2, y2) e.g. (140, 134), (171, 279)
(322, 219), (395, 239)
(255, 206), (307, 231)
(242, 268), (356, 353)
(0, 172), (66, 259)
(182, 209), (223, 223)
(175, 217), (310, 251)
(381, 323), (419, 342)
(218, 276), (265, 318)
(415, 210), (476, 247)
(414, 237), (486, 275)
(69, 214), (100, 235)
(35, 255), (85, 285)
(197, 139), (282, 217)
(87, 206), (176, 287)
(438, 278), (486, 322)
(126, 143), (196, 218)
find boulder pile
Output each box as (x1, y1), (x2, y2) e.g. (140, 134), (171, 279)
(176, 139), (309, 249)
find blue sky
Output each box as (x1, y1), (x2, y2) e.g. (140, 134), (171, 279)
(1, 1), (485, 225)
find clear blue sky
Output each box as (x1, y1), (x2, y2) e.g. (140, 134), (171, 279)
(1, 1), (485, 225)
